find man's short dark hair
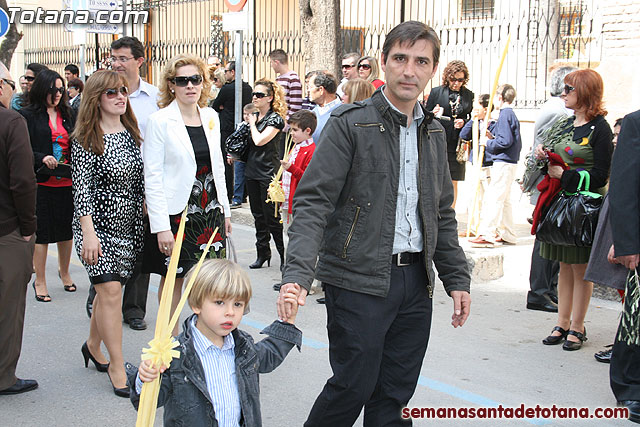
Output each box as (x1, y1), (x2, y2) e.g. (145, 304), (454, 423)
(381, 21), (440, 67)
(269, 49), (288, 65)
(68, 78), (84, 93)
(227, 61), (236, 72)
(110, 36), (145, 59)
(288, 110), (317, 134)
(310, 70), (338, 94)
(64, 64), (79, 76)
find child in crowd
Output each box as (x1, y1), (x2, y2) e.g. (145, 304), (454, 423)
(459, 94), (495, 238)
(279, 110), (317, 232)
(129, 259), (302, 426)
(225, 104), (258, 208)
(470, 84), (522, 248)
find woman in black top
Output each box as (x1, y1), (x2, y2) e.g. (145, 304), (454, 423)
(20, 70), (76, 302)
(245, 79), (287, 269)
(425, 60), (474, 208)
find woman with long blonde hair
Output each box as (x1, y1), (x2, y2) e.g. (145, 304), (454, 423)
(142, 53), (231, 335)
(245, 78), (287, 270)
(71, 70), (144, 397)
(342, 78), (375, 104)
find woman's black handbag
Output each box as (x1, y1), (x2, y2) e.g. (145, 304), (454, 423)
(536, 170), (603, 247)
(225, 122), (250, 161)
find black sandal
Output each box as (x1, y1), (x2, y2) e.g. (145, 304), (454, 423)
(542, 326), (568, 345)
(58, 271), (76, 292)
(563, 328), (587, 351)
(32, 281), (51, 303)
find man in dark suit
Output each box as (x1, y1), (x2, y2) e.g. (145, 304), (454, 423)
(0, 62), (38, 395)
(609, 109), (640, 423)
(212, 61), (253, 203)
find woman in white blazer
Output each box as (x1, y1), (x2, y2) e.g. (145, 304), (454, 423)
(142, 54), (231, 332)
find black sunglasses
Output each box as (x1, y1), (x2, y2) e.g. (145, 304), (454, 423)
(104, 86), (129, 98)
(358, 64), (371, 70)
(252, 92), (267, 99)
(564, 84), (575, 93)
(172, 74), (203, 87)
(341, 64), (354, 69)
(23, 75), (35, 82)
(449, 77), (465, 83)
(50, 86), (65, 95)
(2, 78), (15, 91)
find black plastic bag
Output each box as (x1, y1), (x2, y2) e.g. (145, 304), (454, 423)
(536, 171), (603, 247)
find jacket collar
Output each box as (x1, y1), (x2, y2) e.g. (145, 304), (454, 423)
(371, 88), (434, 128)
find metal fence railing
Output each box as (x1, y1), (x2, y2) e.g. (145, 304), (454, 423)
(22, 0), (602, 108)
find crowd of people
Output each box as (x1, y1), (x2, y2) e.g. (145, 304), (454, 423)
(1, 18), (640, 426)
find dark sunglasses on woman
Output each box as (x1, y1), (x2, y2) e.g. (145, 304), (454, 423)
(449, 77), (465, 83)
(564, 84), (575, 93)
(172, 74), (203, 87)
(104, 86), (129, 98)
(23, 75), (35, 82)
(252, 92), (267, 99)
(50, 86), (65, 95)
(358, 64), (371, 70)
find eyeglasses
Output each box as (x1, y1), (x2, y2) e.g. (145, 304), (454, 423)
(357, 64), (371, 70)
(564, 84), (575, 94)
(109, 56), (135, 64)
(23, 75), (35, 82)
(252, 92), (267, 99)
(449, 77), (465, 83)
(213, 78), (218, 82)
(1, 78), (15, 91)
(224, 69), (232, 73)
(104, 86), (129, 98)
(212, 63), (221, 67)
(341, 64), (354, 69)
(50, 87), (65, 95)
(171, 74), (203, 87)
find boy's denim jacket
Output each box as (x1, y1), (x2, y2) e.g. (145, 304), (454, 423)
(129, 314), (302, 427)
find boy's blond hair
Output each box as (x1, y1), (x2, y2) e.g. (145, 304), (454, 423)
(187, 259), (252, 309)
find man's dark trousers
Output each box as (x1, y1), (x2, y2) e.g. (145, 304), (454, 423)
(122, 217), (150, 321)
(305, 260), (433, 426)
(527, 238), (559, 304)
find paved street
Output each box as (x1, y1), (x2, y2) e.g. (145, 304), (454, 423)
(0, 194), (631, 426)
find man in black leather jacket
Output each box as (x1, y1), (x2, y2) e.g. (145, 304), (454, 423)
(278, 21), (471, 426)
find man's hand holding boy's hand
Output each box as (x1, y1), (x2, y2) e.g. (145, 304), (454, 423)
(138, 359), (167, 383)
(277, 283), (307, 323)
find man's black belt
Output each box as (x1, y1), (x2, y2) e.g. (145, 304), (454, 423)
(391, 251), (422, 267)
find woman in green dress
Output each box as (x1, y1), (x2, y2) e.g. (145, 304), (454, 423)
(536, 69), (613, 351)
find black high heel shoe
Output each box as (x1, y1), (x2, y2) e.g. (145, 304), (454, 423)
(32, 281), (51, 303)
(107, 367), (129, 398)
(81, 342), (109, 372)
(249, 255), (271, 269)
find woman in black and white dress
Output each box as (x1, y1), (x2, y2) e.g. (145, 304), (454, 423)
(72, 70), (144, 397)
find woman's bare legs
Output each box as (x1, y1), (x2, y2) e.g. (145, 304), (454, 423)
(567, 263), (592, 343)
(57, 239), (75, 288)
(86, 294), (108, 364)
(33, 243), (50, 301)
(550, 262), (573, 337)
(93, 281), (126, 388)
(452, 180), (459, 209)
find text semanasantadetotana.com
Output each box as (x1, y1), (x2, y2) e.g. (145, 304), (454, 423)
(402, 404), (629, 420)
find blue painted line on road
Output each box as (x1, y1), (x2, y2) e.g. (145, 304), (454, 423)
(240, 317), (329, 350)
(417, 376), (550, 426)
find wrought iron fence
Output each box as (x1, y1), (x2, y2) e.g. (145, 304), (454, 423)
(21, 0), (602, 108)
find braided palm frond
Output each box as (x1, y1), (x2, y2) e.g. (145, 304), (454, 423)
(618, 269), (640, 346)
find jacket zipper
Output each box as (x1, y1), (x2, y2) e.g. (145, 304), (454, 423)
(342, 206), (361, 259)
(354, 122), (386, 132)
(417, 128), (433, 298)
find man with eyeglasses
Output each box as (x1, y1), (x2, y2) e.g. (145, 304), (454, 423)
(93, 36), (160, 331)
(11, 63), (48, 111)
(308, 70), (341, 145)
(336, 52), (360, 99)
(212, 60), (253, 207)
(0, 61), (39, 396)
